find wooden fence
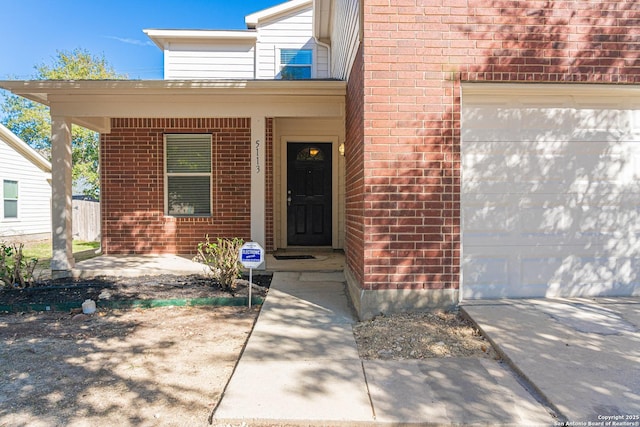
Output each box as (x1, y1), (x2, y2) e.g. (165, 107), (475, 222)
(72, 199), (100, 242)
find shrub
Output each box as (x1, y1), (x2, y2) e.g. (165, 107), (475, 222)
(193, 236), (244, 291)
(0, 242), (38, 288)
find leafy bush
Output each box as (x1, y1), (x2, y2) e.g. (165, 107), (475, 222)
(193, 236), (244, 291)
(0, 242), (38, 288)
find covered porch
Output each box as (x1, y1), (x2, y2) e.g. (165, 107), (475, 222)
(0, 79), (346, 278)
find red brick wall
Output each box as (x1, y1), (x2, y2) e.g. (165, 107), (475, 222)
(345, 44), (366, 287)
(357, 0), (640, 292)
(265, 118), (275, 252)
(100, 118), (252, 255)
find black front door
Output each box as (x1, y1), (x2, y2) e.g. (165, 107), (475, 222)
(287, 143), (332, 246)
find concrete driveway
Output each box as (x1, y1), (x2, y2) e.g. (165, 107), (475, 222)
(462, 298), (640, 424)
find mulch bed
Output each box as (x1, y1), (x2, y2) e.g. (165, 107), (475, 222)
(0, 273), (272, 309)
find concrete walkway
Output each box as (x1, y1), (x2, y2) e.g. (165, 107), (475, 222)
(73, 254), (207, 277)
(213, 272), (553, 426)
(71, 251), (345, 278)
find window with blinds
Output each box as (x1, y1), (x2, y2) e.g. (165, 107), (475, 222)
(165, 134), (212, 216)
(3, 180), (18, 219)
(280, 49), (312, 80)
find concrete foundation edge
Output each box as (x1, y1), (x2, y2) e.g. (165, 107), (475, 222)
(344, 265), (459, 320)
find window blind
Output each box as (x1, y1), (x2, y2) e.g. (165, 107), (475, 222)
(165, 134), (212, 216)
(280, 49), (312, 80)
(166, 134), (211, 173)
(281, 49), (312, 65)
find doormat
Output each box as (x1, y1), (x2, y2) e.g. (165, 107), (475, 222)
(273, 255), (316, 260)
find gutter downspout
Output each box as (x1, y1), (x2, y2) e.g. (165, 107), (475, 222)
(314, 38), (331, 79)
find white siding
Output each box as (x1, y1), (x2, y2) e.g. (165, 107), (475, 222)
(255, 6), (329, 79)
(0, 138), (51, 239)
(157, 4), (330, 80)
(330, 0), (360, 79)
(165, 41), (255, 80)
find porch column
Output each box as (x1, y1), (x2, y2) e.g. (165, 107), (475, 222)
(50, 115), (74, 277)
(250, 116), (266, 249)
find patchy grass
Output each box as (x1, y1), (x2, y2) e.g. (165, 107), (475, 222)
(22, 240), (100, 271)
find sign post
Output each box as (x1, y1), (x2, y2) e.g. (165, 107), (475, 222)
(239, 242), (264, 308)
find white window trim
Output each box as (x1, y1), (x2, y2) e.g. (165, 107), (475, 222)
(2, 179), (19, 221)
(163, 134), (213, 217)
(276, 47), (315, 79)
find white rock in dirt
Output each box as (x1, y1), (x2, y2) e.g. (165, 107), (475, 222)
(82, 299), (96, 314)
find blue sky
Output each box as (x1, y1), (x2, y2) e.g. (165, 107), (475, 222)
(0, 0), (285, 80)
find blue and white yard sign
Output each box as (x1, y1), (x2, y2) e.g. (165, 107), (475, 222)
(239, 242), (264, 308)
(239, 242), (264, 269)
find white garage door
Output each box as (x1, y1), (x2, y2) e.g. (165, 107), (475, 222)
(461, 84), (640, 299)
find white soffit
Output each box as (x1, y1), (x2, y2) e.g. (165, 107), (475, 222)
(143, 29), (257, 50)
(313, 0), (332, 42)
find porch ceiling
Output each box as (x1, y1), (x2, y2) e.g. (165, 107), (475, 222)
(0, 79), (346, 133)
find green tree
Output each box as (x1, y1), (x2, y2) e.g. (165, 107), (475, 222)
(1, 48), (127, 199)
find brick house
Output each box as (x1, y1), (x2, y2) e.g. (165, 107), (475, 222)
(2, 0), (639, 318)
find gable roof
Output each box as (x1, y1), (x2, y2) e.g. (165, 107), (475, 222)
(0, 123), (51, 173)
(245, 0), (312, 29)
(144, 0), (311, 50)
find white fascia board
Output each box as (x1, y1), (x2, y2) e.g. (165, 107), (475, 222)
(245, 0), (312, 29)
(0, 123), (52, 173)
(0, 79), (346, 98)
(143, 29), (257, 50)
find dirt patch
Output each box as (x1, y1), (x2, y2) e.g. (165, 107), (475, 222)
(353, 310), (497, 360)
(0, 273), (495, 425)
(0, 274), (271, 426)
(0, 305), (259, 427)
(0, 274), (271, 308)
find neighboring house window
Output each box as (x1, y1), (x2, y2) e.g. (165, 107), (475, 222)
(165, 134), (212, 216)
(3, 180), (18, 219)
(280, 49), (312, 79)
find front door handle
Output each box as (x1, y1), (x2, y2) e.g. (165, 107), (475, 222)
(287, 189), (292, 206)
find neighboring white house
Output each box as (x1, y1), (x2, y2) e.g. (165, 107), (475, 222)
(144, 0), (329, 80)
(0, 123), (51, 242)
